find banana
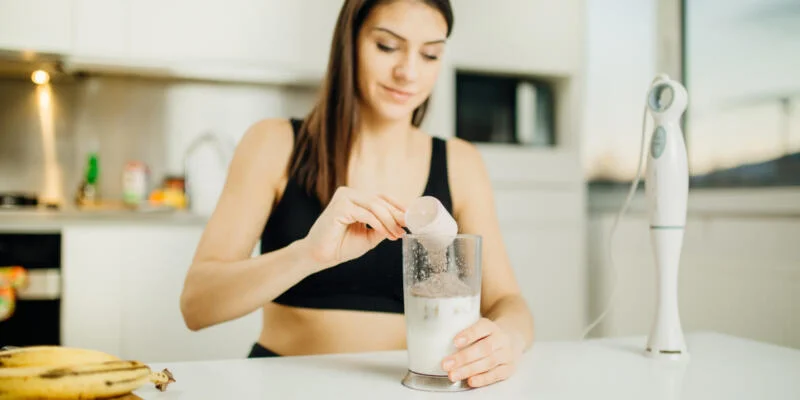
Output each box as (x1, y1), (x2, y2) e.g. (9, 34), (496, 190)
(0, 360), (152, 400)
(0, 346), (120, 368)
(149, 367), (176, 392)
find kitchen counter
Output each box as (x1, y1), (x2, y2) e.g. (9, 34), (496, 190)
(133, 332), (800, 399)
(0, 209), (207, 231)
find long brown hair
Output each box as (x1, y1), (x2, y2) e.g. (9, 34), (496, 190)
(288, 0), (454, 206)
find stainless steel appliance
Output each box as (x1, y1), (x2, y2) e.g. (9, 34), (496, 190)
(0, 233), (62, 347)
(0, 192), (59, 211)
(0, 193), (38, 209)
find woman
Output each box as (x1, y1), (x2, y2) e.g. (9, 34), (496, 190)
(179, 0), (534, 388)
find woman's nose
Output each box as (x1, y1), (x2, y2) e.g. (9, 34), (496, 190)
(393, 53), (419, 82)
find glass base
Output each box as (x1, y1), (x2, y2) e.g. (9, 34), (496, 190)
(401, 370), (472, 392)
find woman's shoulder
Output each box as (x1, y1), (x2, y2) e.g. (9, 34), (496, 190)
(412, 130), (486, 179)
(440, 136), (492, 217)
(241, 117), (297, 148)
(240, 117), (297, 154)
(443, 136), (486, 173)
(413, 128), (482, 166)
(229, 118), (298, 183)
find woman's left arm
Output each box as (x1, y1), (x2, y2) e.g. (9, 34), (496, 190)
(441, 138), (535, 388)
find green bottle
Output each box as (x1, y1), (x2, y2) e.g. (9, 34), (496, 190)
(76, 151), (100, 207)
(86, 151), (99, 186)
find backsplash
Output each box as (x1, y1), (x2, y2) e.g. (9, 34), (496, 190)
(0, 75), (318, 214)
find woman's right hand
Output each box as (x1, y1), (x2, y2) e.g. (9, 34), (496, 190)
(300, 187), (407, 271)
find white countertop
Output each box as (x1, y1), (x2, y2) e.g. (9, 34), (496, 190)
(0, 209), (207, 231)
(134, 332), (800, 399)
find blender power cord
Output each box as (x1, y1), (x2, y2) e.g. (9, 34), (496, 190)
(580, 87), (654, 340)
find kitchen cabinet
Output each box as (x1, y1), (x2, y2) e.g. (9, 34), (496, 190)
(493, 185), (587, 341)
(449, 0), (584, 75)
(126, 0), (340, 79)
(128, 0), (280, 64)
(61, 226), (124, 357)
(62, 224), (262, 363)
(116, 225), (262, 363)
(477, 145), (588, 340)
(294, 0), (343, 74)
(588, 212), (800, 349)
(0, 0), (72, 54)
(71, 0), (129, 59)
(65, 0), (341, 84)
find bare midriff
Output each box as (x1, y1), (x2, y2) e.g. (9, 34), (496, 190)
(257, 302), (407, 356)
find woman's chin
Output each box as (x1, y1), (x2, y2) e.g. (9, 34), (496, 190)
(370, 102), (421, 123)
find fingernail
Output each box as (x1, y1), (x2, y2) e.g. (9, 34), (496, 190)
(450, 372), (461, 382)
(442, 360), (453, 370)
(454, 337), (466, 347)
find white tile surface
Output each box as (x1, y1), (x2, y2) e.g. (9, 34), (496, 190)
(135, 332), (800, 399)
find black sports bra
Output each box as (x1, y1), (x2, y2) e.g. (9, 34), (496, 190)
(260, 118), (453, 314)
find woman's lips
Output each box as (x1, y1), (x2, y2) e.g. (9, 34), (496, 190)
(382, 85), (414, 102)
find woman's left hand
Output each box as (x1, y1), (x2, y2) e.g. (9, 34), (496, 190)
(441, 318), (522, 388)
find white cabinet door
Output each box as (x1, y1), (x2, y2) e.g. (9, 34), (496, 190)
(128, 0), (294, 65)
(71, 0), (129, 58)
(114, 225), (262, 363)
(292, 0), (343, 75)
(493, 185), (587, 341)
(0, 0), (72, 53)
(62, 224), (262, 363)
(61, 226), (124, 357)
(449, 0), (583, 75)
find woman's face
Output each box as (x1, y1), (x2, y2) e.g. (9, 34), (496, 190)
(356, 0), (448, 123)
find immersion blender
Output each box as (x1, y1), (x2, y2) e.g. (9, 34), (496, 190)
(643, 73), (689, 360)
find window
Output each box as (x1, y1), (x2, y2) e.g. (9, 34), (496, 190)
(683, 0), (800, 187)
(585, 0), (799, 190)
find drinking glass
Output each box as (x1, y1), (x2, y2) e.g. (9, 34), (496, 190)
(401, 233), (482, 392)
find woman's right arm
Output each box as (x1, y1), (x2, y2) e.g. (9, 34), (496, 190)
(179, 119), (407, 331)
(179, 119), (311, 331)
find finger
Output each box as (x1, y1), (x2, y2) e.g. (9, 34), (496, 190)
(466, 364), (515, 388)
(369, 196), (405, 232)
(379, 194), (407, 213)
(366, 223), (391, 247)
(443, 334), (501, 372)
(351, 195), (405, 238)
(447, 344), (506, 382)
(354, 203), (401, 240)
(337, 192), (397, 239)
(338, 203), (393, 240)
(454, 318), (495, 349)
(380, 197), (407, 230)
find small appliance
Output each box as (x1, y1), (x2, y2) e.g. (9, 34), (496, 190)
(0, 193), (38, 209)
(583, 73), (690, 361)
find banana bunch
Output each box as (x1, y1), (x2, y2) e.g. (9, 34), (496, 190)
(0, 346), (175, 399)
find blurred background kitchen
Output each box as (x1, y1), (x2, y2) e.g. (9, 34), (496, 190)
(0, 0), (797, 363)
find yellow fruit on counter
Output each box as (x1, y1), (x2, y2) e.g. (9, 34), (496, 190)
(0, 360), (150, 400)
(0, 346), (176, 399)
(0, 346), (120, 368)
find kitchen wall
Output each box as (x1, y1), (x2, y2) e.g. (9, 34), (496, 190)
(0, 75), (318, 214)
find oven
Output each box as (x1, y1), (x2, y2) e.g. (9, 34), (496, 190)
(0, 233), (62, 347)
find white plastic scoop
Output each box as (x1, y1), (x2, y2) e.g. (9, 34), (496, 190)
(404, 196), (458, 251)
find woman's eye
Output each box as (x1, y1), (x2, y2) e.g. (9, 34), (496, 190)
(377, 43), (396, 52)
(422, 53), (439, 61)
